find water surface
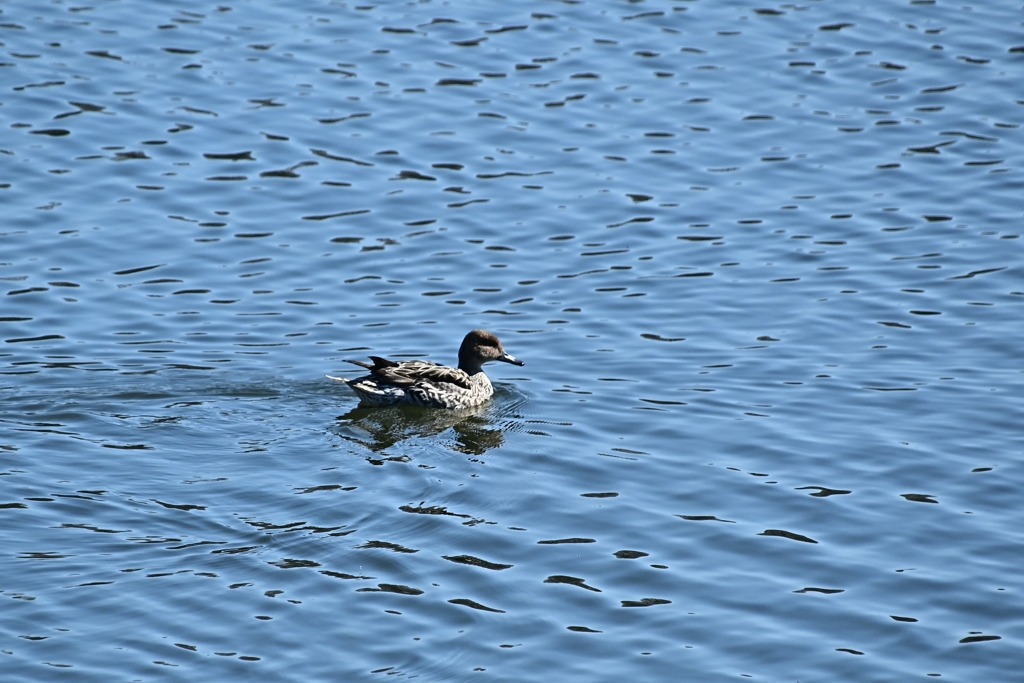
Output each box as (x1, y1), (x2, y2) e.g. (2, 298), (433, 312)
(2, 1), (1023, 680)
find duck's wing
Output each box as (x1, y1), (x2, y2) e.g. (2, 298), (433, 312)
(341, 357), (473, 389)
(380, 359), (474, 389)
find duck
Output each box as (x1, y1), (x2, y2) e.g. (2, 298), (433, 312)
(327, 329), (524, 409)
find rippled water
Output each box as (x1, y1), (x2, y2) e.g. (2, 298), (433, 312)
(2, 1), (1023, 680)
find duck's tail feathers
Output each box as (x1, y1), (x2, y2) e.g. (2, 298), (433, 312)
(345, 356), (399, 370)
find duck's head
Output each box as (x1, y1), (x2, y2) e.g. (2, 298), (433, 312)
(459, 329), (524, 373)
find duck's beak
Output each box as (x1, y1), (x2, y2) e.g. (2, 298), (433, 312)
(499, 352), (525, 366)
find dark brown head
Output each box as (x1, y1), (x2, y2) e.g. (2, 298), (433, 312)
(458, 329), (524, 374)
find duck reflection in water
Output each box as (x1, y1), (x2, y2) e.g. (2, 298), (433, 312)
(332, 402), (512, 456)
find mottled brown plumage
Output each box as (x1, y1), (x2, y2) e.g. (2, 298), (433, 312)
(327, 330), (524, 408)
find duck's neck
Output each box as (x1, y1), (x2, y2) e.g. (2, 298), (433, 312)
(458, 357), (485, 375)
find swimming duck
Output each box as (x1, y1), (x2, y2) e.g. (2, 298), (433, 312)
(327, 329), (524, 409)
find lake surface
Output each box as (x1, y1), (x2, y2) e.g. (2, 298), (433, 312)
(2, 1), (1023, 680)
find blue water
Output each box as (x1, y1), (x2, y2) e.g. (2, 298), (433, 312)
(2, 1), (1023, 680)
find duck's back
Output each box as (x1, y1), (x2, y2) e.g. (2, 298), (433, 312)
(345, 358), (492, 408)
